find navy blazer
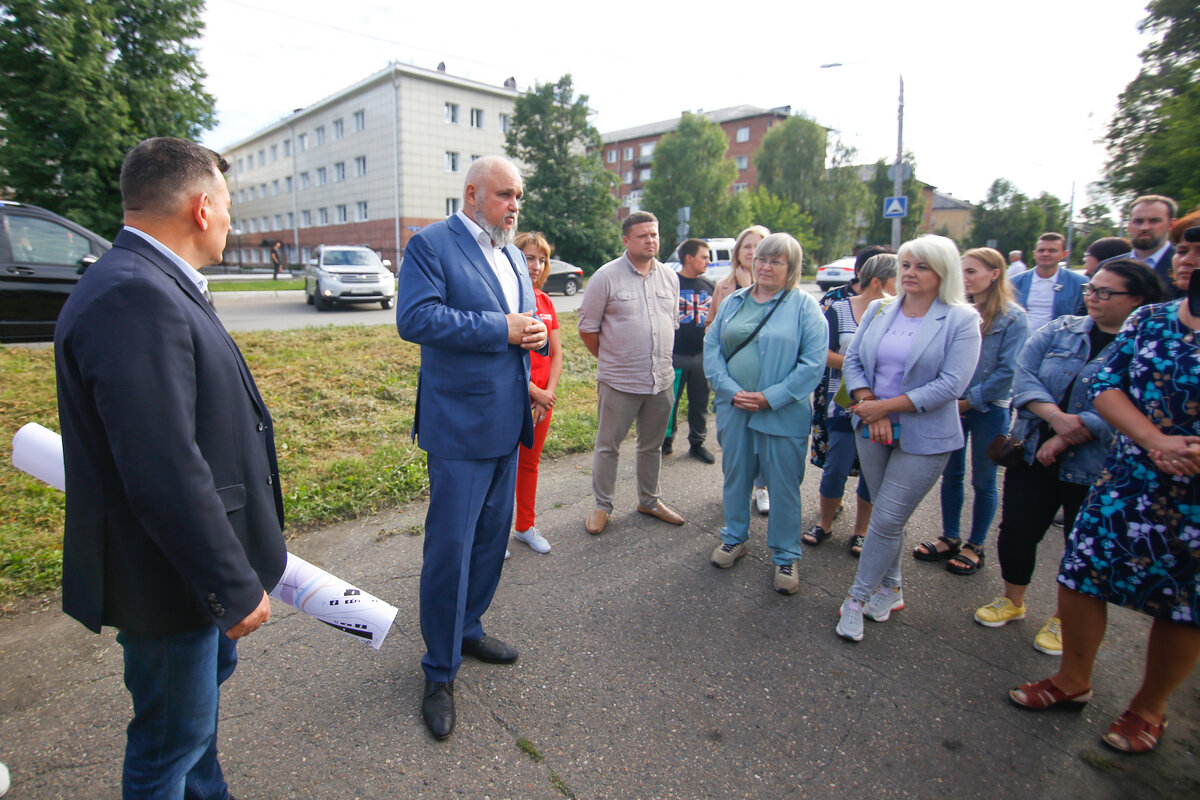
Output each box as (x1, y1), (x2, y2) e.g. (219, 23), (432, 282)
(841, 298), (981, 455)
(54, 230), (287, 636)
(396, 215), (539, 460)
(1010, 267), (1088, 328)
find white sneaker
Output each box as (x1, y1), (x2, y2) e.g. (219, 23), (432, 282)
(836, 597), (864, 641)
(0, 761), (9, 797)
(513, 527), (551, 554)
(504, 548), (511, 560)
(753, 486), (770, 515)
(863, 587), (904, 622)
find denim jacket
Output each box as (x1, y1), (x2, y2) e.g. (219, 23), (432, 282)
(965, 302), (1028, 410)
(1011, 314), (1115, 485)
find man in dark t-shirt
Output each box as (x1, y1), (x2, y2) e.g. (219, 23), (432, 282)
(664, 238), (716, 462)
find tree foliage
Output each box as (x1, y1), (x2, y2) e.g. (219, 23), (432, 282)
(969, 178), (1067, 258)
(0, 0), (215, 236)
(1104, 0), (1200, 209)
(640, 112), (744, 246)
(864, 157), (927, 245)
(744, 187), (819, 259)
(505, 74), (620, 270)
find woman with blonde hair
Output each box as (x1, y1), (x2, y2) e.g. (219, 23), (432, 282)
(835, 235), (981, 641)
(913, 247), (1027, 574)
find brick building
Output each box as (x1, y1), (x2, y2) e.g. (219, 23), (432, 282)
(598, 105), (791, 217)
(221, 62), (518, 268)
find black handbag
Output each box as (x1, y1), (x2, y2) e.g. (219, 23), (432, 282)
(987, 433), (1026, 469)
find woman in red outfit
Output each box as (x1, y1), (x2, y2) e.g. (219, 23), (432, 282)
(511, 232), (563, 554)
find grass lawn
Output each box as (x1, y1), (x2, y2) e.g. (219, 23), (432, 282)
(0, 315), (599, 605)
(208, 278), (306, 292)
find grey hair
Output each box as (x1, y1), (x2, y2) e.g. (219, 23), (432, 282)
(857, 253), (897, 290)
(753, 232), (803, 291)
(463, 155), (520, 199)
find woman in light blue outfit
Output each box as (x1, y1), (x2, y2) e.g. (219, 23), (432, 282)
(835, 235), (981, 641)
(704, 233), (828, 595)
(914, 247), (1027, 575)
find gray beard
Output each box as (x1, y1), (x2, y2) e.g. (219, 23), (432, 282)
(469, 204), (516, 247)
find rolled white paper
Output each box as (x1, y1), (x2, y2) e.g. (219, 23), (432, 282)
(10, 422), (397, 649)
(12, 422), (67, 491)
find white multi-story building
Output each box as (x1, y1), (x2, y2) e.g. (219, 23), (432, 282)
(222, 62), (518, 268)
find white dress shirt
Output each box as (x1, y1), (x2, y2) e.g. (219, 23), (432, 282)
(455, 210), (520, 313)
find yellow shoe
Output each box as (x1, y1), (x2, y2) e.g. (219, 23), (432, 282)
(1034, 616), (1063, 655)
(974, 596), (1026, 628)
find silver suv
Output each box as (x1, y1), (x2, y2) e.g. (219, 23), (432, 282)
(304, 245), (396, 311)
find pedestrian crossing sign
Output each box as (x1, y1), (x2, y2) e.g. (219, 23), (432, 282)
(883, 196), (908, 218)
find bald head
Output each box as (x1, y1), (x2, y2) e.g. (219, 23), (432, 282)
(463, 156), (523, 247)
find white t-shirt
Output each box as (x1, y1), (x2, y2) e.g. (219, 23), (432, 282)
(1025, 271), (1057, 332)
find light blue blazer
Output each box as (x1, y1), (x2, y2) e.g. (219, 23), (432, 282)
(396, 214), (541, 460)
(841, 297), (982, 455)
(1010, 267), (1087, 326)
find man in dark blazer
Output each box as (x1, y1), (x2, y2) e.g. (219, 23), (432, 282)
(55, 137), (286, 798)
(1116, 195), (1179, 297)
(396, 156), (547, 739)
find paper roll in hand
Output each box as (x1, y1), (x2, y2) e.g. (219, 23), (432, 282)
(11, 422), (398, 649)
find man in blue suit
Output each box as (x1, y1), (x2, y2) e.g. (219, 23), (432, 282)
(396, 156), (547, 739)
(1116, 195), (1178, 297)
(55, 138), (286, 798)
(1010, 232), (1086, 334)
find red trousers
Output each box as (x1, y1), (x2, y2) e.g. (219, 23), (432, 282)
(514, 407), (553, 531)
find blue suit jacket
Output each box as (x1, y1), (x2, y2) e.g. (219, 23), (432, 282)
(841, 298), (981, 455)
(396, 215), (539, 460)
(55, 230), (287, 635)
(1010, 267), (1088, 325)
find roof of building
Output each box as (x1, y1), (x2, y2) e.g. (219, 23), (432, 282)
(600, 104), (791, 144)
(931, 191), (974, 211)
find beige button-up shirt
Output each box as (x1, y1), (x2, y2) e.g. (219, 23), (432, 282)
(578, 252), (679, 394)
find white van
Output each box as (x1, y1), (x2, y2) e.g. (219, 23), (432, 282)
(665, 238), (736, 282)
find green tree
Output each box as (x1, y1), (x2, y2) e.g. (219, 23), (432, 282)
(505, 74), (619, 270)
(744, 187), (819, 259)
(1104, 0), (1200, 207)
(0, 0), (215, 236)
(969, 178), (1048, 257)
(864, 157), (927, 245)
(640, 112), (742, 246)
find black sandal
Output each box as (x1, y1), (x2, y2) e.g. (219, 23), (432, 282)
(947, 543), (985, 575)
(848, 534), (865, 558)
(913, 536), (961, 562)
(802, 525), (833, 546)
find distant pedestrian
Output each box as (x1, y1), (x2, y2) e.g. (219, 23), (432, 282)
(1010, 232), (1085, 334)
(663, 238), (716, 464)
(1007, 250), (1027, 278)
(270, 240), (284, 279)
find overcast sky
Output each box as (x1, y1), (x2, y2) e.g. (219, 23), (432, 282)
(198, 0), (1151, 209)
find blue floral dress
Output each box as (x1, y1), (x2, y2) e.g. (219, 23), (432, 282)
(1059, 302), (1200, 627)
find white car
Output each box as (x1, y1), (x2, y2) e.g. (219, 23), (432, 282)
(816, 256), (856, 291)
(305, 245), (396, 311)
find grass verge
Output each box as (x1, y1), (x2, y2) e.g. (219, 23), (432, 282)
(208, 278), (305, 292)
(0, 314), (597, 604)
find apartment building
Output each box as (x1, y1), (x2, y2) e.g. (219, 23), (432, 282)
(598, 105), (791, 216)
(222, 62), (518, 267)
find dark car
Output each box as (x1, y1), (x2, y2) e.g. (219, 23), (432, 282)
(542, 259), (584, 296)
(0, 201), (110, 343)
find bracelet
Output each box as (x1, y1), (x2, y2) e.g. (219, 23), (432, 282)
(1048, 410), (1061, 424)
(858, 394), (878, 402)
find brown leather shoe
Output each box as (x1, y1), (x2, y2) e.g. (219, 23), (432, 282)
(637, 502), (685, 525)
(585, 508), (609, 535)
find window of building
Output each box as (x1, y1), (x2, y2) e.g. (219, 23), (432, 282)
(627, 190), (642, 213)
(285, 176), (293, 193)
(336, 204), (348, 223)
(623, 146), (633, 160)
(301, 246), (313, 263)
(239, 189), (246, 203)
(735, 156), (749, 170)
(270, 144), (278, 161)
(470, 154), (482, 163)
(259, 183), (267, 198)
(607, 150), (617, 164)
(446, 198), (460, 216)
(301, 210), (311, 228)
(271, 179), (280, 196)
(287, 212), (294, 228)
(248, 186), (256, 200)
(639, 142), (655, 159)
(273, 214), (282, 230)
(316, 166), (327, 186)
(356, 201), (368, 222)
(334, 162), (346, 182)
(639, 167), (651, 181)
(354, 156), (367, 177)
(298, 133), (307, 152)
(622, 170), (632, 184)
(314, 125), (325, 146)
(299, 172), (310, 189)
(333, 118), (344, 139)
(498, 113), (511, 133)
(257, 149), (265, 166)
(237, 157), (244, 173)
(318, 207), (329, 225)
(470, 108), (484, 128)
(444, 102), (459, 124)
(733, 182), (748, 193)
(260, 215), (269, 231)
(247, 219), (256, 233)
(736, 126), (750, 143)
(445, 151), (460, 172)
(353, 110), (365, 131)
(282, 138), (291, 157)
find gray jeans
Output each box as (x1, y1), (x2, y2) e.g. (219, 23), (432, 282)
(591, 382), (674, 512)
(848, 437), (950, 603)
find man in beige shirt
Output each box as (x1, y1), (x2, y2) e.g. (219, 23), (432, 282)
(578, 211), (685, 534)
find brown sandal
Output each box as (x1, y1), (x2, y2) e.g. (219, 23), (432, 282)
(1102, 710), (1167, 754)
(1008, 677), (1093, 711)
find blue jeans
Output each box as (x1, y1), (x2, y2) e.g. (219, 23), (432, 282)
(939, 405), (1007, 547)
(118, 625), (236, 800)
(818, 426), (871, 503)
(849, 437), (949, 603)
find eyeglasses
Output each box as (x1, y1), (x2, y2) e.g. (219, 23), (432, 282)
(753, 256), (788, 269)
(1082, 284), (1132, 300)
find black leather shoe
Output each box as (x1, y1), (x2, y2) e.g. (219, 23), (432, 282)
(689, 444), (716, 464)
(662, 438), (673, 455)
(422, 680), (455, 739)
(461, 634), (518, 664)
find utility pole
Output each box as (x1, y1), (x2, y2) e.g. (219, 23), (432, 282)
(892, 75), (904, 251)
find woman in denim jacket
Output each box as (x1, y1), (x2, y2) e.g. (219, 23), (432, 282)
(914, 248), (1027, 574)
(974, 260), (1164, 656)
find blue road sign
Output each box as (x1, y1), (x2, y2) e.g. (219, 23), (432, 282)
(883, 196), (908, 218)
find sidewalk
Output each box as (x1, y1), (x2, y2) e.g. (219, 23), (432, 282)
(1, 442), (1196, 799)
